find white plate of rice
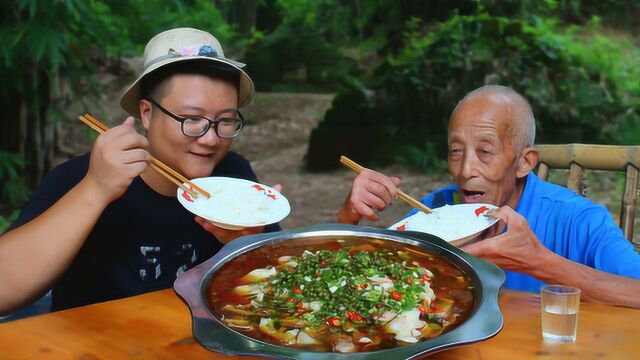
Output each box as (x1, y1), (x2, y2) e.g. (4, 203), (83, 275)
(177, 177), (290, 230)
(388, 203), (499, 246)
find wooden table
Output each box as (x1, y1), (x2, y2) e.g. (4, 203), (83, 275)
(0, 289), (637, 359)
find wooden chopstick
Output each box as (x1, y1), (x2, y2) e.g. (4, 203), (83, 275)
(82, 114), (211, 198)
(339, 155), (433, 214)
(79, 115), (201, 198)
(78, 114), (209, 199)
(83, 114), (212, 198)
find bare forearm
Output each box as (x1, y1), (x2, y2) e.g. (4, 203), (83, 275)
(533, 251), (640, 308)
(0, 178), (109, 313)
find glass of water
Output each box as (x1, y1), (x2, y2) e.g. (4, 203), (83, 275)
(541, 285), (581, 343)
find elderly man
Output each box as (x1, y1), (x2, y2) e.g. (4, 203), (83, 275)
(338, 85), (640, 308)
(0, 28), (279, 314)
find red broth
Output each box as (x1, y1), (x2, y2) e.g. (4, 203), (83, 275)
(206, 236), (474, 352)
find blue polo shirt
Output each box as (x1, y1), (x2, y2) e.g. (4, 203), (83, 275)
(408, 172), (640, 292)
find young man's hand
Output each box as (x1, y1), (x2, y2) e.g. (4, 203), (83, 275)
(83, 117), (150, 205)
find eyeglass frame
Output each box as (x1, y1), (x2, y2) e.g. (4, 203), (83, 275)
(146, 97), (245, 139)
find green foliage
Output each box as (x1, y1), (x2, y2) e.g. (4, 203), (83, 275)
(0, 151), (29, 211)
(0, 0), (239, 125)
(0, 0), (239, 108)
(396, 14), (639, 143)
(246, 0), (481, 91)
(395, 142), (448, 172)
(307, 12), (640, 170)
(0, 211), (19, 234)
(90, 0), (237, 55)
(0, 0), (238, 215)
(245, 0), (360, 91)
(1, 0), (639, 186)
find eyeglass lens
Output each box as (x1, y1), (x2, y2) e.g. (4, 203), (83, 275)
(182, 116), (243, 138)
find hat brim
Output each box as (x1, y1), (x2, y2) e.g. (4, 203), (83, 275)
(120, 56), (255, 119)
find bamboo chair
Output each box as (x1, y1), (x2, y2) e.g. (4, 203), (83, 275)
(535, 144), (640, 244)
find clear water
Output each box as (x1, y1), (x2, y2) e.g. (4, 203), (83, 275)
(541, 305), (578, 342)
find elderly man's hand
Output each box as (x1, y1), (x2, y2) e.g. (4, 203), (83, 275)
(195, 184), (282, 244)
(337, 169), (401, 224)
(461, 206), (550, 273)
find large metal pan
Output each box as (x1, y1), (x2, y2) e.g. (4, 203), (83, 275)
(174, 224), (504, 360)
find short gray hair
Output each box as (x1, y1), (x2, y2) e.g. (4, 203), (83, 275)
(454, 85), (536, 151)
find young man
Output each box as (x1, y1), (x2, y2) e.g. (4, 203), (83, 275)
(338, 85), (640, 308)
(0, 28), (279, 313)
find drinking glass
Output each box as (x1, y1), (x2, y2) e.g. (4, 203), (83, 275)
(541, 284), (581, 343)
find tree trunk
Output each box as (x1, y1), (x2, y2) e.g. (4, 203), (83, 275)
(235, 0), (259, 36)
(0, 86), (22, 154)
(21, 68), (52, 188)
(213, 0), (232, 23)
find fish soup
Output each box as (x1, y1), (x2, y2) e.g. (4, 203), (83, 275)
(206, 236), (475, 353)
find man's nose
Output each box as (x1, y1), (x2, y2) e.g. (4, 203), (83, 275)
(196, 126), (220, 146)
(461, 152), (478, 179)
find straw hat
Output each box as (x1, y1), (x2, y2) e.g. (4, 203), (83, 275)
(120, 27), (254, 118)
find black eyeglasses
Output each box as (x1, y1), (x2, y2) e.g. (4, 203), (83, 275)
(147, 97), (244, 139)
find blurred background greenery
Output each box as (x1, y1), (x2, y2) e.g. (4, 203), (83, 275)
(1, 0), (639, 232)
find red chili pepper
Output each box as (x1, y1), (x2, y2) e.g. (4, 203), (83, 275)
(396, 223), (407, 231)
(420, 274), (431, 283)
(419, 305), (431, 314)
(355, 283), (369, 290)
(252, 184), (265, 191)
(346, 311), (363, 322)
(296, 301), (305, 309)
(181, 191), (194, 203)
(293, 287), (302, 294)
(287, 297), (296, 303)
(475, 205), (490, 216)
(327, 317), (341, 327)
(391, 291), (402, 301)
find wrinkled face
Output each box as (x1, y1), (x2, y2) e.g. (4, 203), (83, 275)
(447, 96), (522, 208)
(140, 74), (238, 179)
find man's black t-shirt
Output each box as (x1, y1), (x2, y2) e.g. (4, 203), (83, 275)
(6, 151), (280, 311)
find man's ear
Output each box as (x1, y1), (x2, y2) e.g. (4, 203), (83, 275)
(517, 146), (539, 178)
(139, 99), (152, 130)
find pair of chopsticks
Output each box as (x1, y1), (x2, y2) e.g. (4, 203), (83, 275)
(78, 114), (210, 199)
(339, 155), (433, 215)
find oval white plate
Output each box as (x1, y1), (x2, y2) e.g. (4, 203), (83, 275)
(388, 203), (499, 247)
(177, 177), (291, 230)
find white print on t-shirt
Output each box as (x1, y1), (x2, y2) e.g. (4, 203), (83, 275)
(139, 245), (162, 281)
(137, 243), (198, 281)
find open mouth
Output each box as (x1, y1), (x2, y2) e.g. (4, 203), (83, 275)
(462, 189), (485, 203)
